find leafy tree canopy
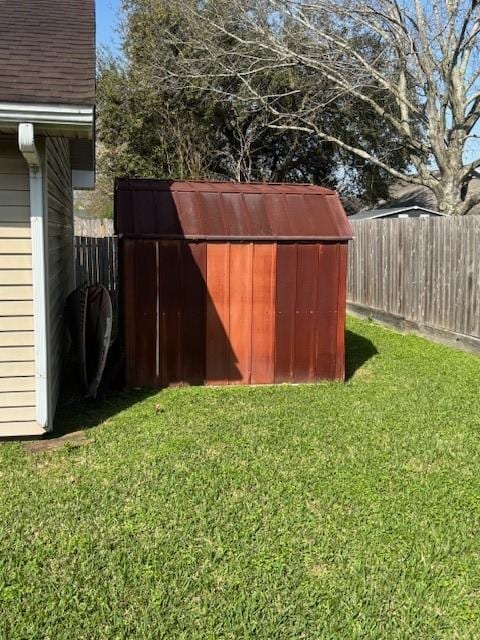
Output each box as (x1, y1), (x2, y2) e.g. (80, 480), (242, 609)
(92, 0), (414, 216)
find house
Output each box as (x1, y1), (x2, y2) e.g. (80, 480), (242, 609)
(376, 177), (480, 216)
(0, 0), (95, 436)
(349, 205), (447, 220)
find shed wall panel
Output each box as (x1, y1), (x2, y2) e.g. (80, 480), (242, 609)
(121, 239), (137, 388)
(181, 242), (206, 385)
(206, 243), (230, 384)
(335, 243), (348, 380)
(274, 244), (297, 383)
(250, 244), (276, 384)
(315, 245), (339, 380)
(134, 240), (158, 387)
(228, 243), (253, 384)
(159, 241), (182, 385)
(294, 244), (319, 382)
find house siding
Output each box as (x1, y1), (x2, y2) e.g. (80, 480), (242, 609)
(45, 137), (74, 422)
(0, 137), (36, 434)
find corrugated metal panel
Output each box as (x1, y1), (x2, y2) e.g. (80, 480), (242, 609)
(160, 241), (183, 385)
(181, 242), (206, 384)
(120, 239), (348, 387)
(274, 244), (297, 382)
(115, 179), (352, 241)
(228, 243), (253, 384)
(315, 245), (339, 379)
(293, 244), (319, 382)
(206, 243), (231, 384)
(250, 244), (276, 384)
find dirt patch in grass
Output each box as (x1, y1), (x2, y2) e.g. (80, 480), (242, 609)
(23, 430), (91, 454)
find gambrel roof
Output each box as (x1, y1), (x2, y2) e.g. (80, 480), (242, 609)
(115, 180), (353, 240)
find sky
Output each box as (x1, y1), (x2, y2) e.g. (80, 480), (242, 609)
(96, 0), (122, 53)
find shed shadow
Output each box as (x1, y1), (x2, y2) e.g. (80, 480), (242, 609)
(52, 387), (159, 439)
(345, 330), (378, 380)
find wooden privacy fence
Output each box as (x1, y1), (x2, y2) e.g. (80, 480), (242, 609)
(347, 217), (480, 350)
(74, 219), (118, 313)
(74, 217), (114, 237)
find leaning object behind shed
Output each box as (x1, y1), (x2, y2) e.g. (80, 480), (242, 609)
(115, 180), (353, 388)
(66, 284), (113, 398)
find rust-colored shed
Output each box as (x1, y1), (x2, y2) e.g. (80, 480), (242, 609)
(115, 179), (352, 388)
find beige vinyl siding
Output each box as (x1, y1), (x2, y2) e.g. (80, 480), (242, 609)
(0, 137), (36, 430)
(45, 137), (74, 421)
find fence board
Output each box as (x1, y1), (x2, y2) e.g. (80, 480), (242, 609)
(74, 217), (114, 237)
(74, 235), (118, 315)
(347, 218), (480, 344)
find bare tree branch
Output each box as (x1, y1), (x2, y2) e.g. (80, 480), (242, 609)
(150, 0), (480, 213)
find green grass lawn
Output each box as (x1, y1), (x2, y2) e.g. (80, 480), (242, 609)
(2, 317), (480, 639)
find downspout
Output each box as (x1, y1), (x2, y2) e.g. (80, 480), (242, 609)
(18, 123), (49, 431)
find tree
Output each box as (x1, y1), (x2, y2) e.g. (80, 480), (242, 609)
(96, 0), (412, 206)
(155, 0), (480, 215)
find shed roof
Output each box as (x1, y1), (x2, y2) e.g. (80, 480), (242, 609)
(0, 0), (95, 106)
(115, 179), (352, 240)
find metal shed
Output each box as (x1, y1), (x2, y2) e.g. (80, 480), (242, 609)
(115, 179), (352, 388)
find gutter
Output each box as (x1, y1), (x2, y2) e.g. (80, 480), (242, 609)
(1, 102), (93, 129)
(18, 123), (49, 432)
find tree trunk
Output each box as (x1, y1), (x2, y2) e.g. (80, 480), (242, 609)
(431, 174), (465, 216)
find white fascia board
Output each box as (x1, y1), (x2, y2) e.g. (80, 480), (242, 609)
(409, 206), (447, 216)
(0, 102), (93, 130)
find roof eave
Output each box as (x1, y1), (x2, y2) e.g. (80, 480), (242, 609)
(0, 101), (94, 139)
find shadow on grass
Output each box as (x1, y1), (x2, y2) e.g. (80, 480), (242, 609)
(51, 343), (159, 438)
(51, 329), (378, 439)
(52, 387), (159, 438)
(345, 329), (378, 380)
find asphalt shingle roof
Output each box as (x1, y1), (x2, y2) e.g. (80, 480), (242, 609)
(0, 0), (95, 106)
(349, 206), (445, 220)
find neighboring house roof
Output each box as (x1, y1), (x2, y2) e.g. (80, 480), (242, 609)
(349, 205), (446, 220)
(386, 178), (480, 216)
(115, 179), (353, 240)
(0, 0), (95, 106)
